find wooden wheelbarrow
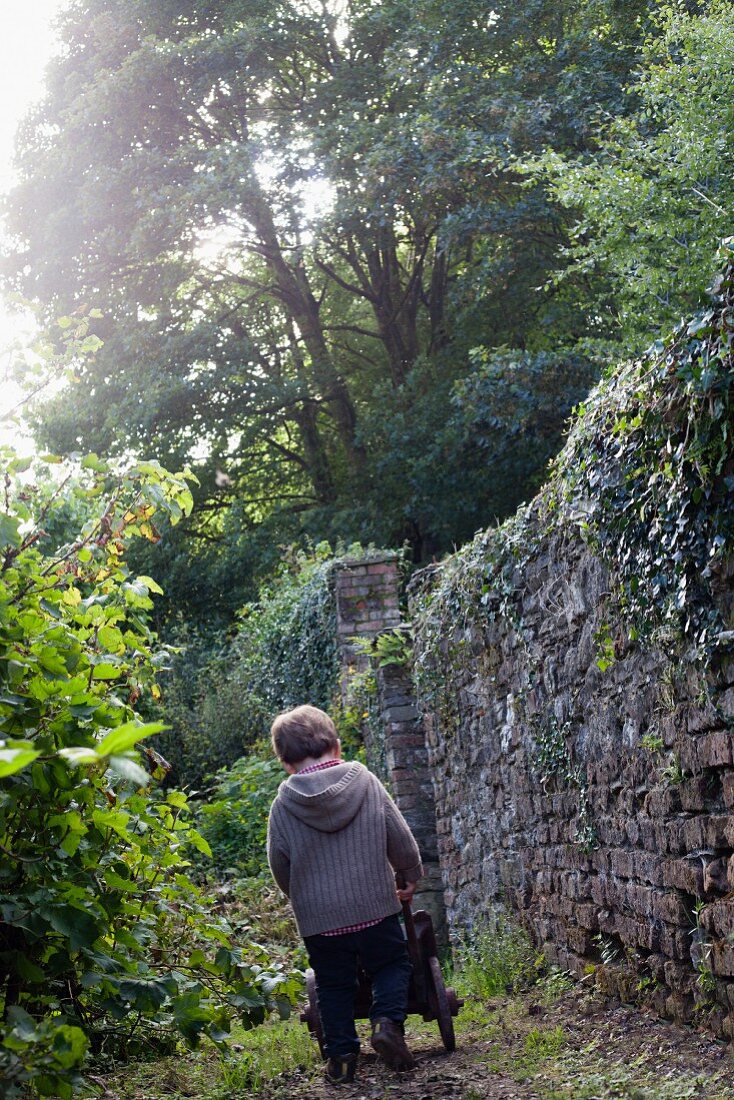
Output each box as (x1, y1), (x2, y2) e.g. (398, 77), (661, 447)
(300, 887), (463, 1054)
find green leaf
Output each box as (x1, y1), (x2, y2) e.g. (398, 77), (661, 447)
(91, 662), (121, 681)
(91, 808), (131, 839)
(51, 1024), (89, 1069)
(0, 745), (40, 777)
(136, 574), (164, 595)
(96, 720), (165, 756)
(58, 746), (101, 767)
(107, 754), (150, 787)
(186, 828), (212, 858)
(0, 512), (21, 548)
(97, 624), (124, 652)
(81, 452), (108, 472)
(43, 905), (101, 951)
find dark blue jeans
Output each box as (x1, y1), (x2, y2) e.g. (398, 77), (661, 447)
(304, 914), (412, 1059)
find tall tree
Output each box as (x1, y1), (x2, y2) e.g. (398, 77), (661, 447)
(4, 0), (650, 610)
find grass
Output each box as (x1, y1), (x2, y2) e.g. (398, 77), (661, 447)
(452, 913), (540, 999)
(95, 1018), (319, 1099)
(94, 911), (734, 1100)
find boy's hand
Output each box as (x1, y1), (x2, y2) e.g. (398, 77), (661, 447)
(396, 879), (416, 903)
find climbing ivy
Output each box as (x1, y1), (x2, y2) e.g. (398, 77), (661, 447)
(412, 249), (734, 850)
(555, 244), (734, 654)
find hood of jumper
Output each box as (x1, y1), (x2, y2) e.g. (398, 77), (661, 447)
(278, 761), (370, 832)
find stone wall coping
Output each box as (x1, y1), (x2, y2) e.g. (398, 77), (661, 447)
(334, 553), (400, 569)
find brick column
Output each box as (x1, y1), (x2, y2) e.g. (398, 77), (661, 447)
(335, 556), (447, 942)
(375, 660), (447, 943)
(335, 554), (402, 694)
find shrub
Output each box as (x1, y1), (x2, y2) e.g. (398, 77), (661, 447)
(196, 752), (284, 877)
(0, 453), (299, 1098)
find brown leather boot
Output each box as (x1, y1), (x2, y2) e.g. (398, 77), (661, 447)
(324, 1051), (358, 1085)
(370, 1017), (416, 1071)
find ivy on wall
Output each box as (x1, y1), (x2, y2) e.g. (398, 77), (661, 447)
(556, 243), (734, 655)
(412, 247), (734, 837)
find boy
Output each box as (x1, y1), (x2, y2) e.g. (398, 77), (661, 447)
(267, 704), (423, 1085)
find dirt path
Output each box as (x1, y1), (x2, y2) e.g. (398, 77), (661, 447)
(259, 987), (734, 1100)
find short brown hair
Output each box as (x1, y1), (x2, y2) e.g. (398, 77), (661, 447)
(270, 704), (339, 765)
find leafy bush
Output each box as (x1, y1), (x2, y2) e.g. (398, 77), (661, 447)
(529, 2), (734, 354)
(0, 453), (299, 1098)
(158, 542), (383, 788)
(197, 753), (284, 877)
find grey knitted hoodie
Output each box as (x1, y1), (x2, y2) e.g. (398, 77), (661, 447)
(266, 761), (422, 937)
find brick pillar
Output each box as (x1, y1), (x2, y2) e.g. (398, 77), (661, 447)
(335, 556), (447, 943)
(375, 660), (447, 943)
(335, 554), (402, 695)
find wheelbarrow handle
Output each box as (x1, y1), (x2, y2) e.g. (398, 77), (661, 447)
(395, 872), (418, 946)
(395, 871), (426, 1003)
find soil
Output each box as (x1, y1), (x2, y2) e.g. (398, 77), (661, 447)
(259, 988), (734, 1100)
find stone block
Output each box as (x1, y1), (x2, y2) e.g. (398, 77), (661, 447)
(679, 776), (711, 813)
(711, 940), (734, 978)
(717, 686), (734, 720)
(700, 898), (734, 939)
(663, 858), (704, 896)
(696, 730), (734, 768)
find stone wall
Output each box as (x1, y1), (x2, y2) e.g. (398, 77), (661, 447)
(411, 520), (734, 1037)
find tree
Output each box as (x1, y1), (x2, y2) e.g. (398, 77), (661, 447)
(4, 0), (650, 601)
(529, 2), (734, 355)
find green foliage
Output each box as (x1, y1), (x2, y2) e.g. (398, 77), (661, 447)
(4, 0), (649, 585)
(0, 453), (298, 1097)
(556, 248), (734, 653)
(529, 3), (734, 353)
(196, 753), (283, 877)
(352, 628), (413, 670)
(454, 916), (539, 1000)
(156, 543), (349, 788)
(593, 623), (616, 673)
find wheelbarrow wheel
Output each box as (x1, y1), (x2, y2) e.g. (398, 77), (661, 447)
(428, 955), (456, 1052)
(301, 968), (325, 1057)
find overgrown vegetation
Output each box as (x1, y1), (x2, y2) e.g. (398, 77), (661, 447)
(156, 543), (365, 788)
(555, 244), (734, 655)
(0, 455), (300, 1098)
(196, 754), (283, 876)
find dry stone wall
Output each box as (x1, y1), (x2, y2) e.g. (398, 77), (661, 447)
(411, 515), (734, 1037)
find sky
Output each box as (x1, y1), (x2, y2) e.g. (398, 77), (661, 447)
(0, 0), (65, 447)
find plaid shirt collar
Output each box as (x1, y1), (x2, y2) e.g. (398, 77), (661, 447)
(297, 758), (342, 775)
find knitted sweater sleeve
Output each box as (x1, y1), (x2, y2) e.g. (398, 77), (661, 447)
(384, 790), (423, 884)
(266, 804), (291, 897)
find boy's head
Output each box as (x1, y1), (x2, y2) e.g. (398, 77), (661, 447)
(271, 704), (340, 766)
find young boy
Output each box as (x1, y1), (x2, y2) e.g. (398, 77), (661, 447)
(267, 704), (423, 1085)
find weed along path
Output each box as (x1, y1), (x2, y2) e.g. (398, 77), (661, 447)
(255, 983), (734, 1100)
(106, 976), (734, 1100)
